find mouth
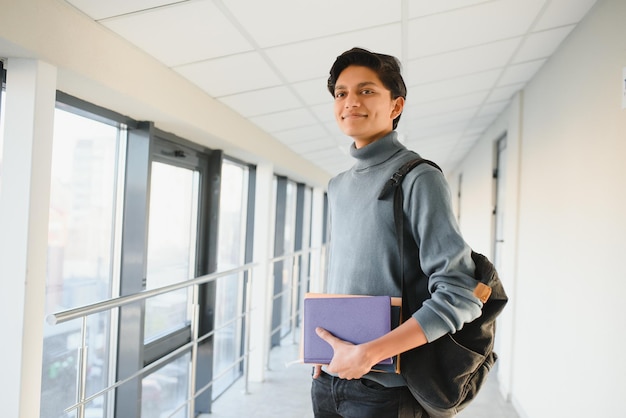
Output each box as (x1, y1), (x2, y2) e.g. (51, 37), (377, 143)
(341, 113), (367, 120)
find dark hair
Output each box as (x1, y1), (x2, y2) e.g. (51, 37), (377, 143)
(327, 47), (407, 129)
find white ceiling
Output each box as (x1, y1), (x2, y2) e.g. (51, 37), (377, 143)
(64, 0), (598, 176)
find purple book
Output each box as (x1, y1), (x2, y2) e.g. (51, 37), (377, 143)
(303, 295), (393, 365)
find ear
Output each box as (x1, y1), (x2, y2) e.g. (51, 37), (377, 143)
(391, 96), (405, 119)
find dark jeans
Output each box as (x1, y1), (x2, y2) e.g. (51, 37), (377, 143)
(311, 371), (427, 418)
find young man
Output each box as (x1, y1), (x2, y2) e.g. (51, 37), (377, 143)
(310, 48), (484, 417)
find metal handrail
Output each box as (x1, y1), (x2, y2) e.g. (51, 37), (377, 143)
(48, 246), (318, 325)
(47, 262), (258, 325)
(47, 245), (326, 418)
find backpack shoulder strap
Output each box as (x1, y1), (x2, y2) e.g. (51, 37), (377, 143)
(377, 158), (443, 313)
(378, 157), (495, 304)
(377, 158), (442, 201)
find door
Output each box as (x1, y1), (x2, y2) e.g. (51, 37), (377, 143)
(493, 134), (507, 271)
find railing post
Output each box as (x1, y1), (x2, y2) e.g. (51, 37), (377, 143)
(77, 317), (89, 418)
(265, 259), (275, 371)
(291, 253), (300, 345)
(242, 268), (253, 394)
(188, 285), (200, 417)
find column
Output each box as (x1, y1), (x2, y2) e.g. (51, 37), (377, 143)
(0, 59), (57, 418)
(248, 162), (275, 382)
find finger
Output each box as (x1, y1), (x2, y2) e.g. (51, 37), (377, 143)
(312, 364), (322, 379)
(315, 327), (338, 346)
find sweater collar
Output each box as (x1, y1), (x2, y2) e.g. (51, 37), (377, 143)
(349, 131), (406, 170)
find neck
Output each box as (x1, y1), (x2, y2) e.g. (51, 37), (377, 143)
(353, 129), (394, 149)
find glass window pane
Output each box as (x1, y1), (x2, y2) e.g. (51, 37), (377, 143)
(141, 352), (190, 418)
(298, 186), (313, 306)
(213, 160), (249, 398)
(42, 108), (120, 418)
(280, 181), (297, 338)
(145, 162), (197, 342)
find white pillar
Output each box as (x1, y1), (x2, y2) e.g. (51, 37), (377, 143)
(0, 59), (57, 418)
(309, 186), (326, 293)
(248, 162), (275, 382)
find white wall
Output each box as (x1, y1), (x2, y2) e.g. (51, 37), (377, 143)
(450, 92), (523, 405)
(450, 0), (626, 416)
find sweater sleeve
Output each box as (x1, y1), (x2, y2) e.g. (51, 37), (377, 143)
(405, 168), (483, 342)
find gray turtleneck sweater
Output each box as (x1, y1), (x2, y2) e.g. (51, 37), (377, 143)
(326, 132), (482, 368)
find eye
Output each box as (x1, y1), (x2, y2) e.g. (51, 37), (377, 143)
(361, 89), (374, 95)
(334, 91), (346, 99)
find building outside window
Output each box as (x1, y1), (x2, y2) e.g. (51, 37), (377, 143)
(42, 106), (124, 418)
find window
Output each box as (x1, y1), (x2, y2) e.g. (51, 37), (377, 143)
(213, 159), (250, 398)
(141, 353), (190, 418)
(138, 135), (211, 417)
(41, 97), (229, 416)
(493, 135), (507, 270)
(42, 106), (124, 418)
(279, 180), (298, 338)
(144, 161), (198, 341)
(270, 176), (299, 347)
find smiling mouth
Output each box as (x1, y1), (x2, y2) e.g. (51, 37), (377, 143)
(342, 114), (367, 120)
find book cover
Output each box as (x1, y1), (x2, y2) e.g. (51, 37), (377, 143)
(303, 295), (393, 365)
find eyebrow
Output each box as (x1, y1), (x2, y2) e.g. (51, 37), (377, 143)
(334, 81), (380, 91)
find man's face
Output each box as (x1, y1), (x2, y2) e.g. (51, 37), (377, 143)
(333, 65), (404, 148)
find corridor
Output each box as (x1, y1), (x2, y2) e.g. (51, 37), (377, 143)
(206, 341), (519, 418)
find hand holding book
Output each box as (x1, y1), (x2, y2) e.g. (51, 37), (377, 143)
(302, 294), (404, 375)
(314, 326), (380, 380)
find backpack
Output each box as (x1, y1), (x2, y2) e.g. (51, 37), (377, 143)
(378, 157), (508, 417)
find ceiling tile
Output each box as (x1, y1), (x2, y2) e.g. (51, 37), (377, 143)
(406, 38), (520, 84)
(303, 147), (347, 162)
(476, 100), (509, 118)
(407, 0), (546, 59)
(218, 86), (301, 117)
(273, 125), (328, 144)
(175, 52), (282, 97)
(406, 134), (460, 154)
(513, 25), (576, 63)
(292, 78), (333, 107)
(409, 69), (500, 104)
(409, 0), (492, 18)
(249, 109), (317, 133)
(533, 0), (598, 31)
(265, 24), (402, 83)
(309, 104), (336, 126)
(488, 83), (525, 102)
(399, 121), (460, 141)
(65, 0), (175, 20)
(465, 114), (498, 131)
(499, 59), (546, 85)
(403, 91), (489, 119)
(101, 0), (252, 67)
(223, 0), (401, 48)
(322, 121), (347, 139)
(289, 137), (337, 154)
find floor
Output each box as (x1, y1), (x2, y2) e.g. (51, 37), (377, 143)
(203, 341), (520, 418)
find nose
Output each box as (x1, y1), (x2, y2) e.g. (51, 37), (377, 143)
(344, 91), (360, 108)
